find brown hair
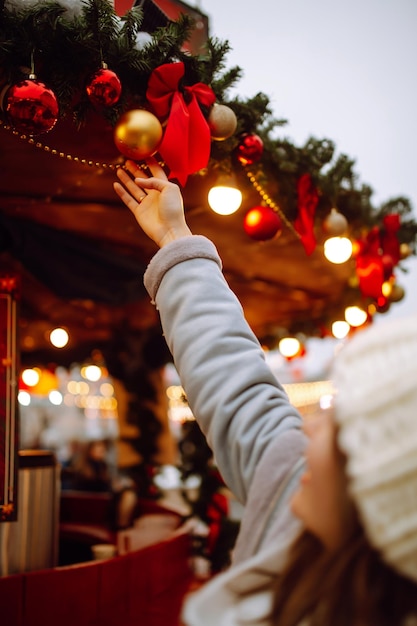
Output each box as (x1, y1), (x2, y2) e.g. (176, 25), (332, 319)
(270, 526), (417, 625)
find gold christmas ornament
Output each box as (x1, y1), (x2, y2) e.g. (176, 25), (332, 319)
(399, 242), (412, 259)
(389, 283), (405, 303)
(323, 208), (348, 236)
(208, 103), (238, 141)
(114, 109), (163, 160)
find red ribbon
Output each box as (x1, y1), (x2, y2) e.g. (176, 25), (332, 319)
(356, 227), (384, 298)
(381, 213), (401, 265)
(147, 62), (216, 186)
(355, 215), (401, 299)
(294, 173), (319, 255)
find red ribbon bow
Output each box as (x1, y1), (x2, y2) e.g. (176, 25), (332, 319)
(294, 173), (319, 255)
(356, 227), (384, 298)
(381, 213), (401, 265)
(147, 62), (216, 186)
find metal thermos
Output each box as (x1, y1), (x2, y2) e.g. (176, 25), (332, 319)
(0, 450), (60, 576)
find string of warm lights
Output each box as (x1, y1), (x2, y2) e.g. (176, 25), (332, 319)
(166, 380), (335, 423)
(18, 362), (118, 415)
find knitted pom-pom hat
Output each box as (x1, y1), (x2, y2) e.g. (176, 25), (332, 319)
(332, 313), (417, 582)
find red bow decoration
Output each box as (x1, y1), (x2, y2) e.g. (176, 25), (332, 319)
(381, 213), (401, 266)
(294, 173), (319, 255)
(356, 226), (384, 298)
(147, 62), (216, 186)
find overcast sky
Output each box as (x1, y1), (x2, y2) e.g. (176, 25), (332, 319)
(198, 0), (417, 320)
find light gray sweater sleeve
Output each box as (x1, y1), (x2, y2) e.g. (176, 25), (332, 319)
(144, 235), (303, 504)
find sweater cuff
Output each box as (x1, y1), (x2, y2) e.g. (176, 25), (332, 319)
(143, 235), (222, 302)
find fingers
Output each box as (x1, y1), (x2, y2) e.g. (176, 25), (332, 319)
(113, 181), (142, 215)
(116, 167), (147, 200)
(135, 176), (172, 194)
(124, 160), (147, 180)
(124, 158), (168, 182)
(145, 157), (168, 181)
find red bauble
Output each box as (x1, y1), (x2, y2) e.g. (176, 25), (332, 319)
(236, 133), (264, 166)
(243, 206), (282, 241)
(376, 295), (391, 313)
(4, 79), (59, 135)
(86, 68), (122, 108)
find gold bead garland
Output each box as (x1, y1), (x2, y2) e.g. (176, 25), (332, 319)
(0, 119), (169, 174)
(245, 169), (301, 240)
(1, 118), (299, 238)
(0, 118), (121, 169)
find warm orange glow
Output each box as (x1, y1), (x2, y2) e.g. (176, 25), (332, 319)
(246, 208), (263, 227)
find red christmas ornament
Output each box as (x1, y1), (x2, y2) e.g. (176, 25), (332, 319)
(86, 67), (122, 108)
(4, 78), (58, 135)
(236, 133), (264, 166)
(376, 295), (391, 313)
(243, 206), (282, 241)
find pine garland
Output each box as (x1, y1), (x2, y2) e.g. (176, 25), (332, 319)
(0, 0), (416, 255)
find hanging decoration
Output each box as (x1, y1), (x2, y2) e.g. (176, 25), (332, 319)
(86, 64), (122, 109)
(243, 206), (283, 241)
(207, 103), (238, 141)
(381, 213), (401, 266)
(113, 108), (163, 160)
(2, 77), (59, 135)
(294, 173), (320, 255)
(0, 0), (416, 338)
(323, 208), (348, 236)
(146, 61), (216, 186)
(355, 226), (385, 299)
(236, 133), (264, 166)
(388, 283), (405, 303)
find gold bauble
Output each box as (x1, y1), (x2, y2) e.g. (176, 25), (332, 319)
(399, 242), (412, 259)
(208, 103), (238, 141)
(389, 283), (405, 303)
(114, 109), (163, 160)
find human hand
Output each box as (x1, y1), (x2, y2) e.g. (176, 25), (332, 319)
(113, 158), (192, 248)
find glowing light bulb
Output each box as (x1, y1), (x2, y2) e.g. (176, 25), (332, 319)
(49, 327), (69, 348)
(208, 185), (242, 215)
(81, 365), (102, 382)
(21, 368), (40, 387)
(319, 394), (334, 410)
(49, 390), (63, 405)
(345, 306), (367, 327)
(324, 237), (353, 264)
(332, 320), (350, 339)
(18, 391), (31, 406)
(382, 280), (393, 297)
(279, 337), (301, 358)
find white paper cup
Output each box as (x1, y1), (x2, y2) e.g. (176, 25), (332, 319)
(91, 543), (117, 560)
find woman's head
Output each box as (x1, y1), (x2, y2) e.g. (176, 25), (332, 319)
(292, 313), (417, 583)
(290, 409), (358, 551)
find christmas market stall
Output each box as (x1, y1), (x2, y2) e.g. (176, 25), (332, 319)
(0, 2), (417, 623)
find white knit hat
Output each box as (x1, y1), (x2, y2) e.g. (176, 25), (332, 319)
(332, 313), (417, 582)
